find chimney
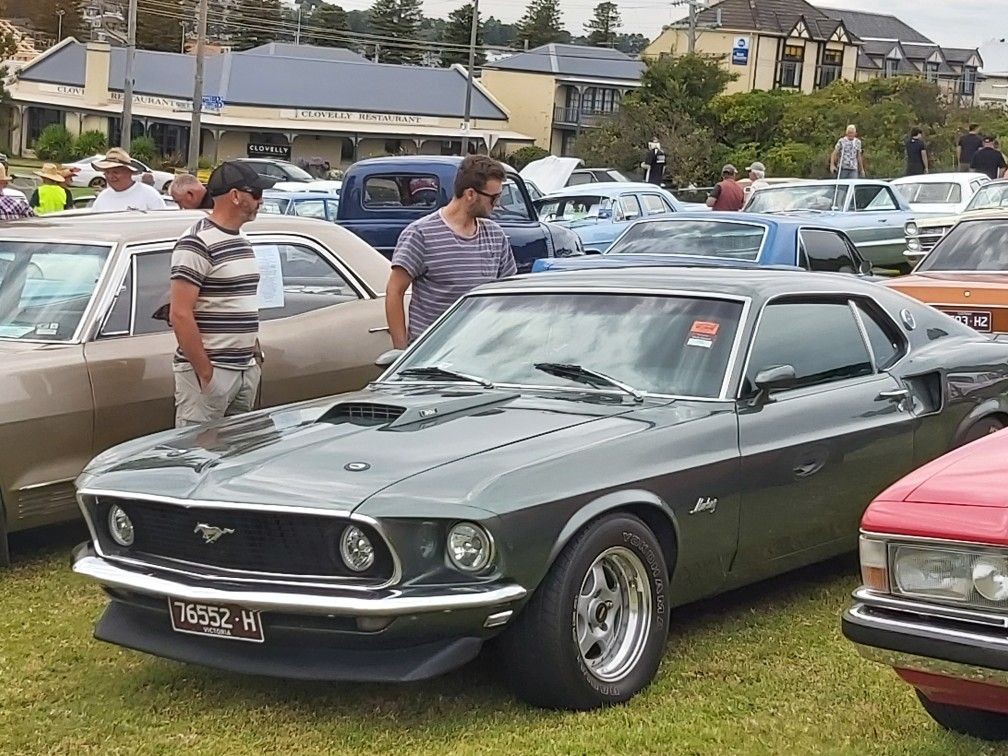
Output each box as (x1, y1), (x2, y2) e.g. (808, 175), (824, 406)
(83, 41), (111, 106)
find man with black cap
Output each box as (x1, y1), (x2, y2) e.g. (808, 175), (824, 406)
(168, 161), (276, 427)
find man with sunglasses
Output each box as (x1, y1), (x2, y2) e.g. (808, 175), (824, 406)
(386, 155), (517, 349)
(169, 161), (276, 427)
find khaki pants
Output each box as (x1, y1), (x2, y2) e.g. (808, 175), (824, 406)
(174, 363), (261, 427)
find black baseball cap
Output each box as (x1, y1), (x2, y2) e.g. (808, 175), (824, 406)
(206, 160), (277, 197)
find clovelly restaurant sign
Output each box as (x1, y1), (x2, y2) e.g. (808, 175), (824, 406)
(247, 142), (292, 159)
(291, 110), (437, 126)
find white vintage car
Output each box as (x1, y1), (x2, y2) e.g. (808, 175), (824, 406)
(904, 178), (1008, 261)
(64, 154), (176, 193)
(890, 172), (988, 216)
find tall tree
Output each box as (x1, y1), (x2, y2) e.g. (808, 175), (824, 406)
(515, 0), (564, 49)
(7, 0), (84, 40)
(368, 0), (424, 64)
(440, 3), (483, 68)
(137, 0), (195, 53)
(584, 1), (620, 48)
(482, 15), (518, 47)
(308, 2), (350, 47)
(232, 0), (284, 50)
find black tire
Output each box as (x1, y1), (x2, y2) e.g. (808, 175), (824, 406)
(916, 689), (1008, 740)
(89, 177), (106, 189)
(960, 416), (1006, 446)
(499, 513), (670, 710)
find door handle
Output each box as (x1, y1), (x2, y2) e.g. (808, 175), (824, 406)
(878, 388), (909, 399)
(368, 325), (390, 333)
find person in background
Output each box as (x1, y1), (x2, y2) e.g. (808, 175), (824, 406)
(385, 155), (516, 350)
(0, 165), (33, 220)
(0, 164), (26, 202)
(169, 173), (213, 210)
(904, 127), (929, 176)
(30, 163), (73, 214)
(706, 164), (745, 211)
(141, 172), (156, 187)
(970, 135), (1007, 180)
(90, 148), (165, 211)
(745, 161), (769, 193)
(641, 136), (666, 185)
(169, 161), (276, 427)
(830, 125), (866, 179)
(957, 123), (983, 172)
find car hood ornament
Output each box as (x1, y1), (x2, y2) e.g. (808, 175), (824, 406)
(194, 523), (235, 544)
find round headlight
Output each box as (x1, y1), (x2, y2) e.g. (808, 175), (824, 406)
(973, 556), (1008, 601)
(907, 238), (921, 251)
(108, 504), (134, 547)
(447, 522), (492, 572)
(339, 525), (375, 572)
(905, 221), (918, 236)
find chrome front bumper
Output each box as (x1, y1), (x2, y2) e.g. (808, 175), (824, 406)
(73, 545), (527, 618)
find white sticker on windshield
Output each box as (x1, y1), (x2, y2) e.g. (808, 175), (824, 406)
(34, 323), (59, 336)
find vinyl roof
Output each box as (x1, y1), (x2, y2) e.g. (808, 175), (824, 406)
(17, 40), (508, 120)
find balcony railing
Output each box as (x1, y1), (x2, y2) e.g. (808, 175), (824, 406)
(553, 105), (619, 129)
(775, 60), (803, 90)
(815, 64), (842, 89)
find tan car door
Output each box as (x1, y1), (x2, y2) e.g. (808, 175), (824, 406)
(251, 235), (391, 407)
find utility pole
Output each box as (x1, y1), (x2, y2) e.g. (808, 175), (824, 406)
(179, 22), (187, 54)
(295, 7), (302, 45)
(687, 0), (696, 52)
(121, 0), (137, 151)
(187, 0), (209, 172)
(461, 0), (479, 156)
(56, 9), (65, 40)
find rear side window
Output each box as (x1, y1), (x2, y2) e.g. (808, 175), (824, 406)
(363, 175), (440, 209)
(641, 194), (671, 214)
(619, 195), (642, 220)
(799, 229), (859, 273)
(855, 300), (904, 370)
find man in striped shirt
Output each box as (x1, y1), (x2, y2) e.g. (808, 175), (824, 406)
(169, 161), (276, 427)
(386, 155), (517, 349)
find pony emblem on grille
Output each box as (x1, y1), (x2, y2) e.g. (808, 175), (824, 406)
(193, 523), (235, 544)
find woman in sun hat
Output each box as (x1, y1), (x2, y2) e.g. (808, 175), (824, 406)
(30, 163), (72, 215)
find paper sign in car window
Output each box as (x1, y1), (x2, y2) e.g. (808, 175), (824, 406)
(253, 244), (285, 309)
(686, 320), (720, 349)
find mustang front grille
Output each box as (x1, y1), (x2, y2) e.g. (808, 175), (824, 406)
(88, 496), (395, 583)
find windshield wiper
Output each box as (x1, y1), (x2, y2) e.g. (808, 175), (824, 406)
(397, 365), (494, 388)
(534, 363), (644, 402)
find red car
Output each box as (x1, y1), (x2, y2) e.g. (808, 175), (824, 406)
(843, 428), (1008, 740)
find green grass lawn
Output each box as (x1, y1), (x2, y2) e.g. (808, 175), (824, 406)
(1, 526), (1005, 755)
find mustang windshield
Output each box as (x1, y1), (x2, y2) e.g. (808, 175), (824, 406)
(607, 220), (766, 260)
(391, 292), (743, 398)
(964, 183), (1008, 212)
(0, 242), (110, 340)
(746, 184), (849, 213)
(916, 220), (1008, 271)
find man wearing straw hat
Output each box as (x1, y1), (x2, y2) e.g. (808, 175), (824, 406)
(0, 164), (33, 220)
(90, 147), (165, 211)
(30, 163), (73, 215)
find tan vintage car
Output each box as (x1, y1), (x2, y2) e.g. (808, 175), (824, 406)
(886, 213), (1008, 334)
(0, 210), (393, 563)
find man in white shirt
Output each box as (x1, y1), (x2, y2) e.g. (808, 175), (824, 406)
(746, 161), (769, 193)
(90, 148), (166, 211)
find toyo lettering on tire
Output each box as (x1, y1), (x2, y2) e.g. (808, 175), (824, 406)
(499, 513), (669, 710)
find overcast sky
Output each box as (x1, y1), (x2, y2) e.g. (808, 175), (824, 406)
(327, 0), (1001, 50)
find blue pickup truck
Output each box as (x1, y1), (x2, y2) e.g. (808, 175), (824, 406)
(335, 156), (583, 272)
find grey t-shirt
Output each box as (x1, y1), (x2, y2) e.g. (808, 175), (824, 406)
(391, 210), (516, 341)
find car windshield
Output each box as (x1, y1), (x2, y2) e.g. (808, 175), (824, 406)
(281, 163), (315, 182)
(0, 242), (111, 340)
(536, 195), (613, 222)
(607, 220), (766, 260)
(260, 197), (290, 215)
(916, 219), (1008, 271)
(390, 292), (743, 398)
(894, 182), (961, 204)
(964, 183), (1008, 212)
(746, 184), (849, 213)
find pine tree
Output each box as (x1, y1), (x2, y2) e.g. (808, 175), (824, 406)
(368, 0), (424, 65)
(232, 0), (284, 50)
(441, 3), (483, 68)
(138, 0), (195, 53)
(515, 0), (564, 49)
(584, 1), (620, 48)
(7, 0), (83, 40)
(308, 3), (350, 47)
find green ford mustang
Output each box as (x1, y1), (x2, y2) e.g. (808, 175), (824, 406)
(73, 267), (1008, 709)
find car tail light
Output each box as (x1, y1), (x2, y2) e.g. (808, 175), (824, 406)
(859, 535), (889, 592)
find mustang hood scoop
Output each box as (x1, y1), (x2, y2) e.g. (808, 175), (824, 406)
(317, 390), (521, 429)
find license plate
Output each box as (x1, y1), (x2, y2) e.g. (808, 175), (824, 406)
(944, 310), (993, 333)
(168, 598), (264, 643)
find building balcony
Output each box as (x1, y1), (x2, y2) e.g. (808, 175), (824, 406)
(815, 64), (842, 89)
(553, 105), (618, 129)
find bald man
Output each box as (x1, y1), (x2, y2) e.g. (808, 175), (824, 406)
(169, 173), (213, 210)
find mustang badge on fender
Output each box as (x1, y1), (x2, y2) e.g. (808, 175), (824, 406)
(689, 497), (718, 515)
(194, 523), (235, 544)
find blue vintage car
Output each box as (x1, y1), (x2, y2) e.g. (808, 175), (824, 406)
(260, 190), (340, 221)
(533, 182), (707, 253)
(743, 180), (918, 272)
(532, 213), (871, 275)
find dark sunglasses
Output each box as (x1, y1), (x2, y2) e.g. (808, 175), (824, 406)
(474, 188), (502, 204)
(236, 186), (263, 200)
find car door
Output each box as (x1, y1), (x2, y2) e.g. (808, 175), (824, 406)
(491, 177), (550, 273)
(734, 297), (915, 576)
(798, 228), (863, 273)
(848, 184), (905, 267)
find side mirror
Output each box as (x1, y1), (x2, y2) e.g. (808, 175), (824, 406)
(752, 364), (797, 401)
(375, 349), (403, 367)
(858, 259), (872, 276)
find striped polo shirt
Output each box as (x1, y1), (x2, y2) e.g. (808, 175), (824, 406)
(391, 210), (516, 340)
(170, 217), (260, 368)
